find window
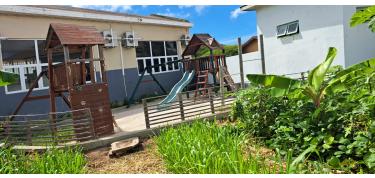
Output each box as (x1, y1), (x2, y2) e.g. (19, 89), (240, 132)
(276, 24), (288, 37)
(356, 6), (370, 12)
(135, 41), (180, 75)
(277, 21), (299, 37)
(1, 40), (95, 94)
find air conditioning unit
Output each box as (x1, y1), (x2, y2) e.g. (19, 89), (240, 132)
(180, 34), (190, 47)
(102, 30), (118, 48)
(122, 32), (138, 48)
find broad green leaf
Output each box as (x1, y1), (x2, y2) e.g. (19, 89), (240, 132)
(0, 70), (19, 86)
(246, 74), (301, 97)
(328, 156), (341, 168)
(292, 145), (316, 166)
(364, 153), (375, 168)
(307, 47), (337, 92)
(350, 6), (375, 32)
(325, 58), (375, 94)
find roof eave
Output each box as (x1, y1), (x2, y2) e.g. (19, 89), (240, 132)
(0, 5), (193, 28)
(240, 5), (258, 11)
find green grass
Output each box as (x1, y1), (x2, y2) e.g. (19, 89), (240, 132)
(155, 120), (291, 174)
(0, 146), (87, 174)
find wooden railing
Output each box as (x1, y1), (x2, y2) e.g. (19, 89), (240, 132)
(0, 108), (96, 146)
(142, 88), (236, 129)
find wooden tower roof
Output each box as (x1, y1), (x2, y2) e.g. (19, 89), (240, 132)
(45, 23), (105, 49)
(182, 34), (224, 56)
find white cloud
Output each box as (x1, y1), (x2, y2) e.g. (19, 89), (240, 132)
(230, 8), (245, 19)
(72, 5), (132, 13)
(194, 6), (207, 15)
(178, 5), (208, 15)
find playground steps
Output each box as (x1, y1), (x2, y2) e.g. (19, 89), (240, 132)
(222, 67), (237, 91)
(194, 70), (209, 97)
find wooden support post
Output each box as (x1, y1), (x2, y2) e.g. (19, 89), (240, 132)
(178, 93), (185, 121)
(219, 65), (225, 106)
(89, 46), (95, 83)
(98, 45), (107, 83)
(49, 114), (57, 144)
(63, 46), (72, 90)
(259, 34), (266, 74)
(143, 99), (150, 129)
(238, 37), (245, 88)
(208, 89), (215, 114)
(47, 48), (57, 134)
(81, 47), (87, 84)
(210, 49), (217, 85)
(25, 117), (32, 146)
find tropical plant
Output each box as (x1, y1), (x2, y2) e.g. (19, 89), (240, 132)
(247, 47), (375, 107)
(350, 5), (375, 32)
(0, 70), (19, 86)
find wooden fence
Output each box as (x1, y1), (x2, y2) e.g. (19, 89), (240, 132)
(142, 89), (236, 129)
(0, 108), (96, 146)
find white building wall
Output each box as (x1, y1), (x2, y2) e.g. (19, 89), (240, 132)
(256, 5), (346, 76)
(226, 52), (262, 83)
(343, 6), (375, 67)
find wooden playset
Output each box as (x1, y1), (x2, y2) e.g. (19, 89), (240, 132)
(182, 34), (236, 96)
(11, 23), (114, 137)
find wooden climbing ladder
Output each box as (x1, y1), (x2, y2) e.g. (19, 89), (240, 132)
(194, 70), (209, 97)
(222, 67), (237, 91)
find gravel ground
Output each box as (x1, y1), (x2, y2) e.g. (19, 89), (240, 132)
(86, 139), (167, 174)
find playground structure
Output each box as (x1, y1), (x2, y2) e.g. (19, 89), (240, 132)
(10, 23), (114, 138)
(128, 33), (237, 108)
(181, 34), (236, 95)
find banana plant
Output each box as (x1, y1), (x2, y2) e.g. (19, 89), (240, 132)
(247, 47), (375, 107)
(247, 47), (337, 107)
(0, 70), (19, 86)
(350, 5), (375, 32)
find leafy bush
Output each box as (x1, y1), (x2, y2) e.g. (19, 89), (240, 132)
(232, 77), (375, 173)
(156, 121), (289, 174)
(231, 87), (287, 139)
(0, 146), (87, 174)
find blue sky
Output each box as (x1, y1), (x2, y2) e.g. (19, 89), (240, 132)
(74, 5), (257, 45)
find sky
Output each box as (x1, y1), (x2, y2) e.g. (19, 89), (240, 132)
(73, 5), (257, 45)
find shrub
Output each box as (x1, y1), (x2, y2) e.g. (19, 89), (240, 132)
(231, 87), (287, 139)
(232, 78), (375, 173)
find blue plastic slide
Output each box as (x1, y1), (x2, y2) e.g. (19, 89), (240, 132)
(158, 70), (195, 109)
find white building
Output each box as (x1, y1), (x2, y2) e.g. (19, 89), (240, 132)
(240, 5), (375, 77)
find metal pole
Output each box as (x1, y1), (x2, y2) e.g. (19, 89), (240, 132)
(237, 37), (245, 88)
(259, 34), (266, 74)
(118, 40), (128, 98)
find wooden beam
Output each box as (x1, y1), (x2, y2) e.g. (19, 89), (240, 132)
(63, 45), (73, 90)
(237, 37), (245, 88)
(25, 95), (50, 101)
(89, 46), (95, 83)
(98, 45), (107, 83)
(11, 71), (47, 117)
(81, 47), (87, 85)
(47, 48), (57, 114)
